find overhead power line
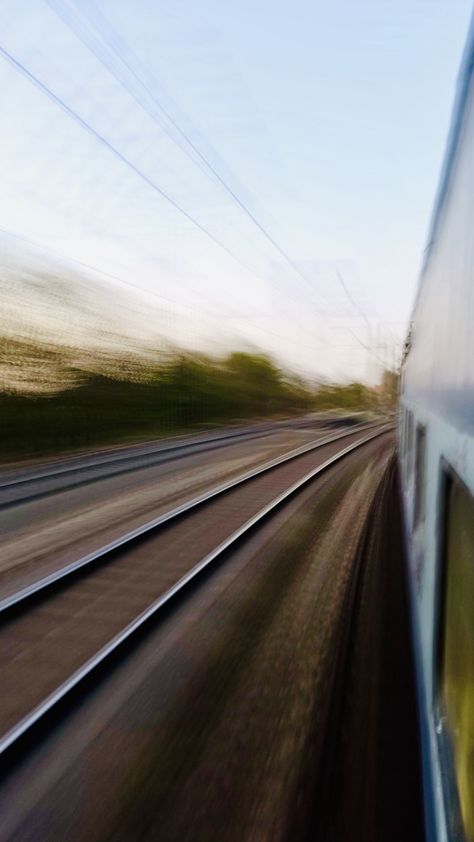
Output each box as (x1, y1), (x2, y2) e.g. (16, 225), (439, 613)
(0, 43), (269, 285)
(337, 269), (372, 332)
(0, 35), (333, 352)
(346, 328), (390, 369)
(0, 39), (336, 355)
(0, 37), (330, 357)
(46, 0), (326, 305)
(336, 268), (402, 369)
(45, 0), (232, 194)
(337, 266), (401, 349)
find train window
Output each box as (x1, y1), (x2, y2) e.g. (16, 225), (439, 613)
(398, 408), (404, 454)
(405, 410), (412, 468)
(404, 410), (410, 470)
(414, 425), (426, 525)
(439, 477), (474, 840)
(400, 407), (406, 455)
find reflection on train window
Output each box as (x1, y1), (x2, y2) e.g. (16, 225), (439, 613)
(406, 410), (414, 473)
(401, 407), (407, 456)
(440, 478), (474, 841)
(414, 425), (426, 525)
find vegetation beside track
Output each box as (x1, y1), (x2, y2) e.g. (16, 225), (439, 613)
(0, 341), (382, 461)
(0, 350), (312, 459)
(1, 252), (395, 461)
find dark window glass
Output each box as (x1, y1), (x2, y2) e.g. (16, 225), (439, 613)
(406, 411), (414, 475)
(400, 407), (406, 455)
(440, 478), (474, 840)
(414, 425), (426, 525)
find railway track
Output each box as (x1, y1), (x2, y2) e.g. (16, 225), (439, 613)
(0, 423), (278, 509)
(0, 414), (351, 509)
(0, 422), (391, 767)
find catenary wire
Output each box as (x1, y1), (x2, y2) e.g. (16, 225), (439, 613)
(50, 0), (328, 306)
(0, 43), (275, 288)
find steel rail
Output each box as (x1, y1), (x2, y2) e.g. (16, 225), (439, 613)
(0, 426), (279, 491)
(0, 422), (384, 615)
(0, 416), (371, 500)
(0, 425), (284, 510)
(0, 424), (391, 757)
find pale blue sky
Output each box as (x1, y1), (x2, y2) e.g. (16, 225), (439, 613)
(0, 0), (472, 381)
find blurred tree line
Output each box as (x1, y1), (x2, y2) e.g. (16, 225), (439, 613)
(310, 381), (380, 411)
(0, 350), (316, 459)
(0, 252), (395, 462)
(0, 339), (389, 461)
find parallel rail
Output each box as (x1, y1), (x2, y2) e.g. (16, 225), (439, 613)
(0, 415), (350, 509)
(0, 424), (277, 509)
(0, 422), (382, 614)
(0, 423), (392, 760)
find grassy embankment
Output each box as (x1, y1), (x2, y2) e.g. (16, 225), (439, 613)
(0, 344), (380, 462)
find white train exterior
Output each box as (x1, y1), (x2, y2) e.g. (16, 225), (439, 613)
(400, 16), (474, 842)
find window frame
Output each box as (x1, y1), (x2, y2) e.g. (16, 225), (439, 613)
(400, 406), (407, 457)
(413, 423), (427, 527)
(434, 460), (474, 842)
(405, 409), (414, 476)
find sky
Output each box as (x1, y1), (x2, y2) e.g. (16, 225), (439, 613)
(0, 0), (472, 384)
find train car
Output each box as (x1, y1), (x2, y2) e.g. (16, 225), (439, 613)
(399, 14), (474, 842)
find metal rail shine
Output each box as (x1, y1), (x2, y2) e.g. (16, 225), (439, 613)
(0, 422), (382, 615)
(0, 424), (391, 757)
(0, 425), (283, 510)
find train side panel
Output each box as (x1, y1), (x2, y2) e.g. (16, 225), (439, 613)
(400, 16), (474, 841)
